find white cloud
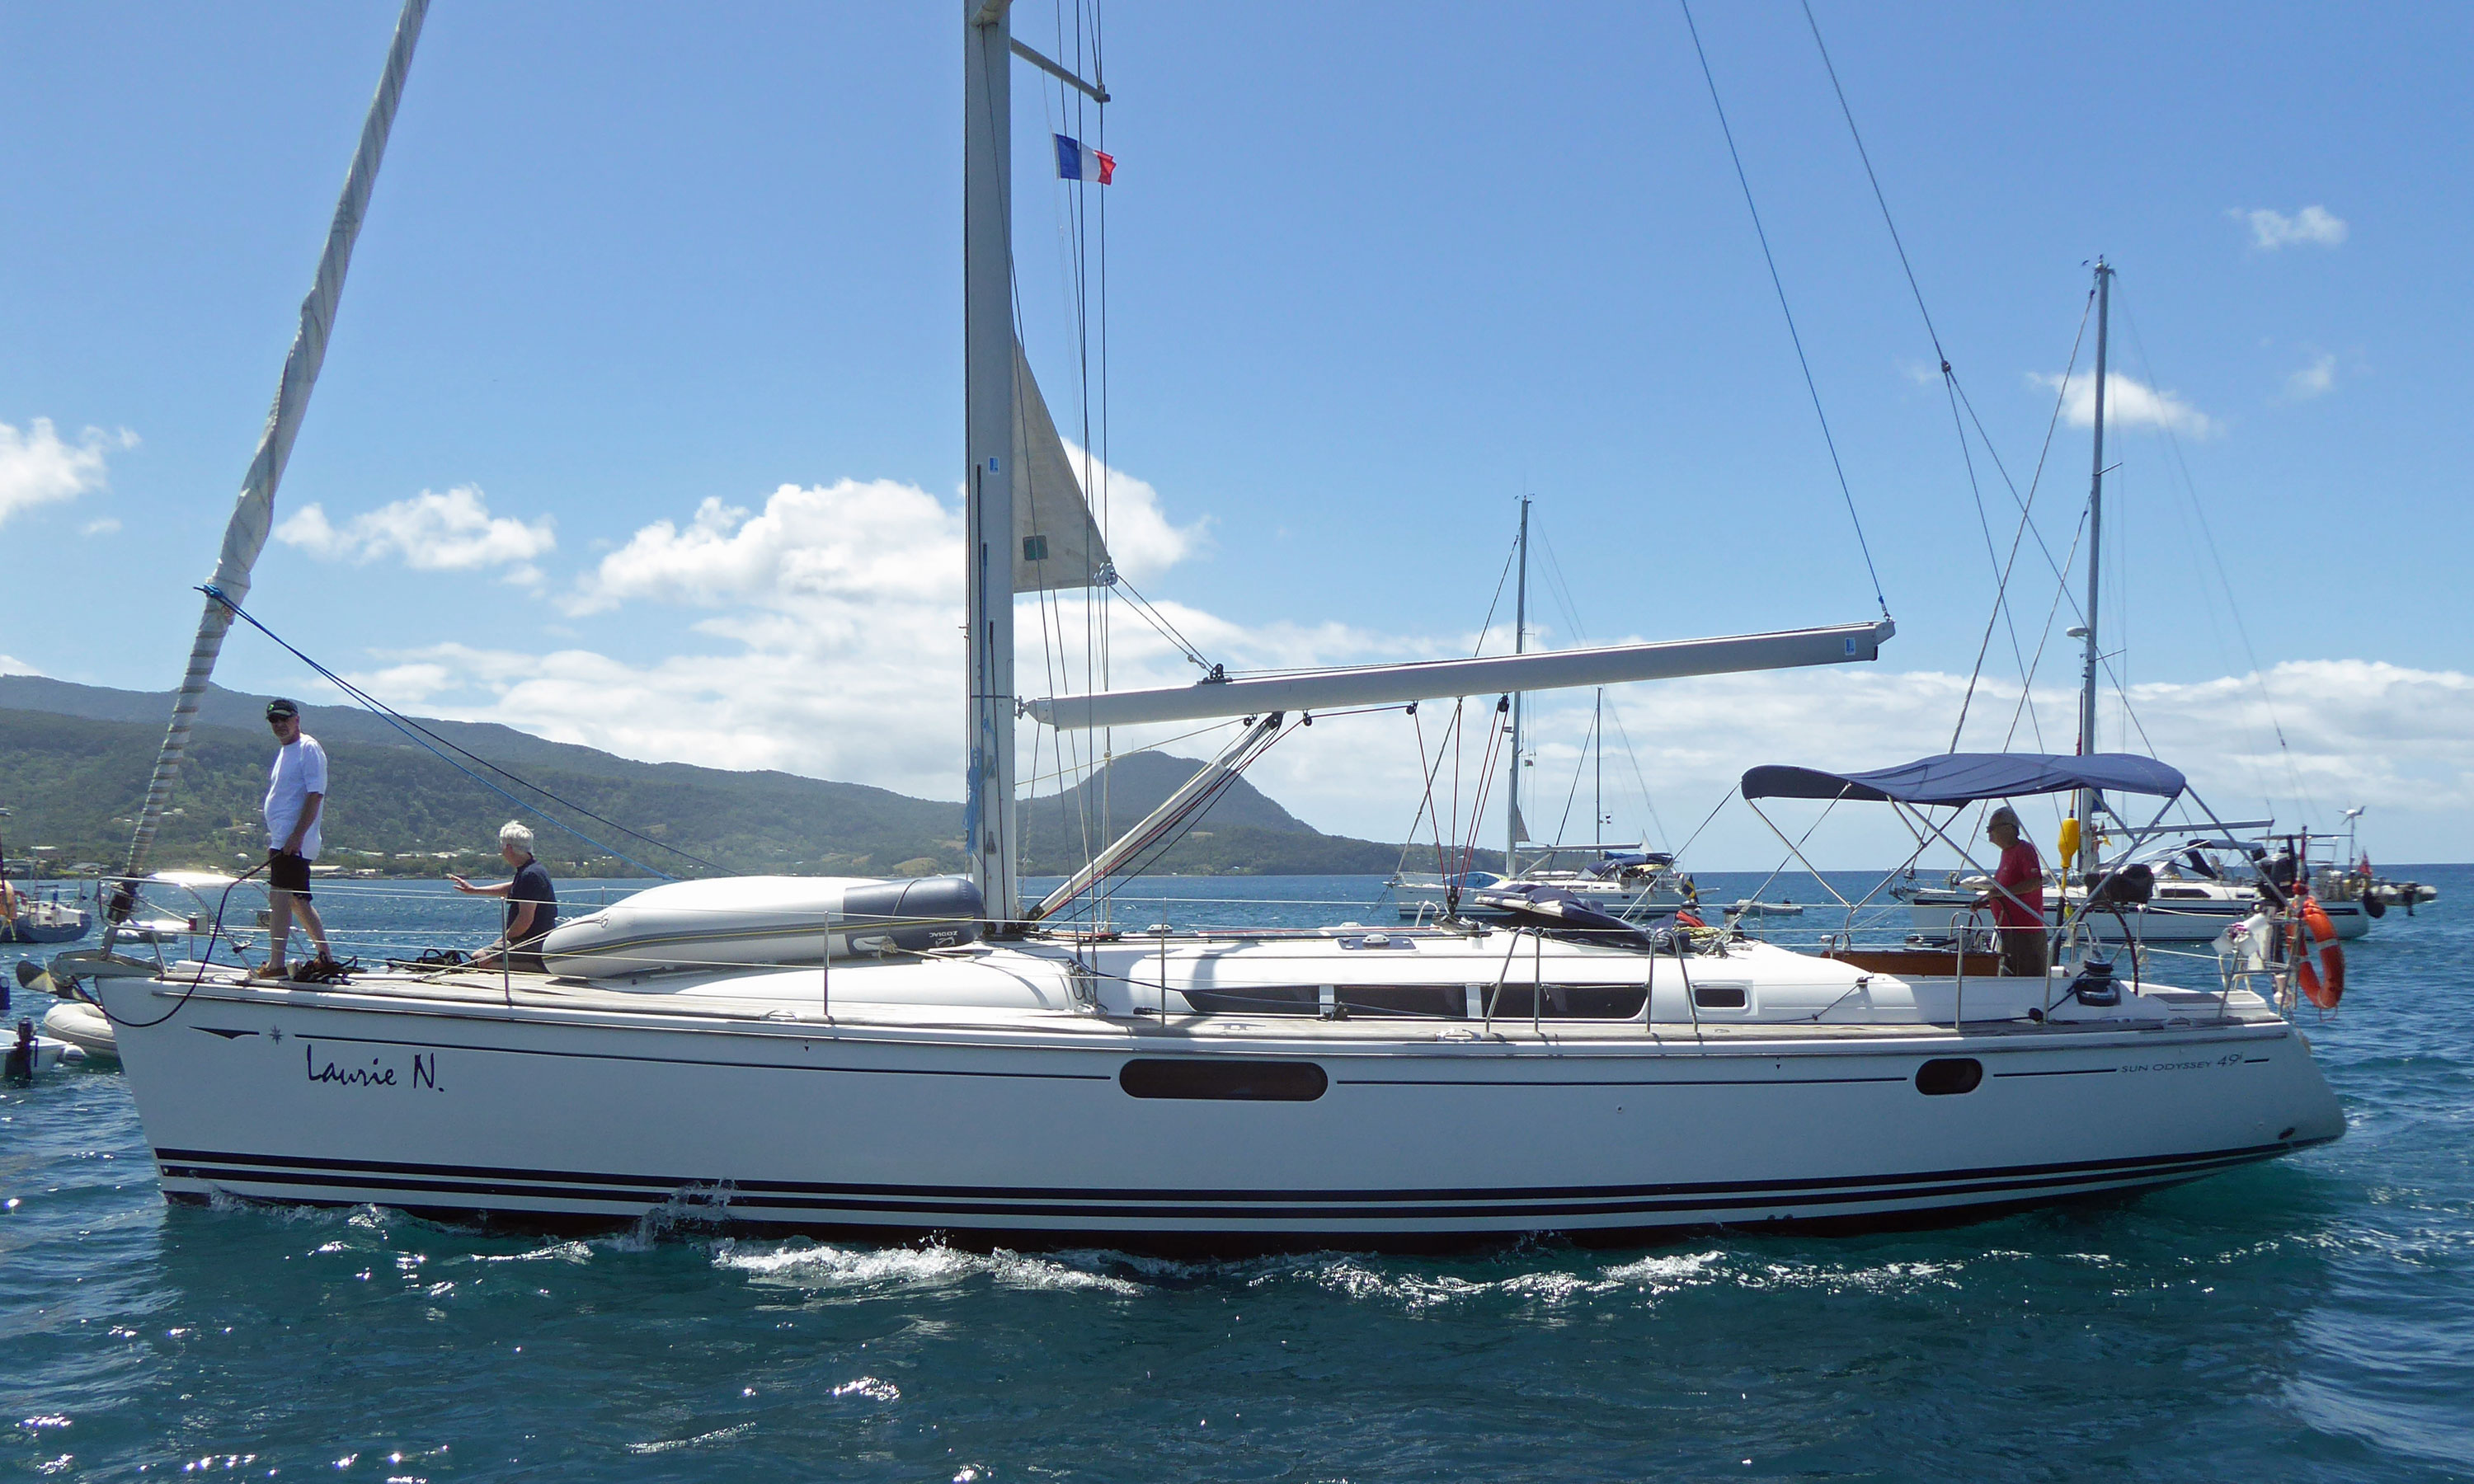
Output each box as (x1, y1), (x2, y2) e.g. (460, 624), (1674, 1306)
(346, 473), (1370, 802)
(2030, 370), (2220, 439)
(2285, 352), (2337, 400)
(1061, 442), (1211, 582)
(0, 654), (45, 677)
(325, 465), (2474, 870)
(1451, 658), (2474, 868)
(82, 516), (122, 537)
(0, 418), (135, 528)
(559, 480), (952, 618)
(278, 485), (557, 584)
(2237, 205), (2348, 250)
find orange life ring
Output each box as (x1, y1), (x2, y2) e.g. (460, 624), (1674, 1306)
(2290, 895), (2345, 1008)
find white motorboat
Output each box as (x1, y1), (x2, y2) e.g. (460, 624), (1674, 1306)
(3, 1021), (86, 1077)
(1390, 505), (1693, 926)
(1899, 843), (2373, 944)
(82, 4), (2343, 1246)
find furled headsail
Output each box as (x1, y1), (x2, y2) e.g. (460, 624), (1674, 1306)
(115, 0), (429, 893)
(1011, 340), (1113, 592)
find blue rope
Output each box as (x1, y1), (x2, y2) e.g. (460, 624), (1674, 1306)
(205, 586), (691, 879)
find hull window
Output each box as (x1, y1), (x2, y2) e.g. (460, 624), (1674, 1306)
(1915, 1058), (1984, 1097)
(1179, 986), (1319, 1016)
(1339, 984), (1467, 1020)
(1690, 984), (1749, 1010)
(1120, 1059), (1329, 1101)
(1484, 984), (1651, 1020)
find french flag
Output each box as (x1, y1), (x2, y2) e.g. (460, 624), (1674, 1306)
(1054, 134), (1116, 185)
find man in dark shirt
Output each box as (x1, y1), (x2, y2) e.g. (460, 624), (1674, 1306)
(449, 820), (559, 973)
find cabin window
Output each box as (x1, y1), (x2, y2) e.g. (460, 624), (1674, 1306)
(1119, 1059), (1329, 1101)
(1484, 984), (1650, 1020)
(1179, 985), (1319, 1017)
(1914, 1058), (1984, 1097)
(1691, 983), (1749, 1011)
(2157, 888), (2211, 900)
(1338, 984), (1466, 1019)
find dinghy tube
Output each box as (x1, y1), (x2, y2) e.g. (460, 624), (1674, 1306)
(541, 875), (983, 980)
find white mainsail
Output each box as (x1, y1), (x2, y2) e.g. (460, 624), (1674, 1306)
(115, 0), (429, 889)
(1011, 340), (1113, 592)
(1029, 618), (1895, 730)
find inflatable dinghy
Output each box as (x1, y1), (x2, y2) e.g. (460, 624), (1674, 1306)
(541, 875), (983, 980)
(40, 997), (119, 1063)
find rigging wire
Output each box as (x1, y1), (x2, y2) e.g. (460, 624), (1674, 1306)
(1601, 704), (1674, 852)
(1070, 718), (1293, 920)
(1678, 0), (1888, 618)
(205, 589), (704, 878)
(1795, 0), (2076, 752)
(1799, 0), (1945, 366)
(1108, 573), (1211, 671)
(2112, 282), (2313, 819)
(1949, 291), (2095, 750)
(1535, 527), (1668, 848)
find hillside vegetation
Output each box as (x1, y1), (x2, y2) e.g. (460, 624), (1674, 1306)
(0, 679), (1460, 880)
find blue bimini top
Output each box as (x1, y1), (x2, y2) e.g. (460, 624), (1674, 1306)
(1739, 752), (2186, 807)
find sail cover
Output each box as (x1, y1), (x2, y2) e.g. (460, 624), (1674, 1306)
(1740, 752), (2186, 806)
(1012, 341), (1113, 592)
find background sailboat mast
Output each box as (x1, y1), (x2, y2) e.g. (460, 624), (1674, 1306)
(963, 1), (1021, 921)
(112, 0), (429, 900)
(2075, 260), (2111, 871)
(1506, 495), (1530, 873)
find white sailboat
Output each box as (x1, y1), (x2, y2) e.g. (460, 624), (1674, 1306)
(1389, 500), (1693, 924)
(1896, 264), (2370, 946)
(75, 6), (2342, 1245)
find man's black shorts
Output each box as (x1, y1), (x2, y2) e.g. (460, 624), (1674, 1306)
(267, 850), (313, 897)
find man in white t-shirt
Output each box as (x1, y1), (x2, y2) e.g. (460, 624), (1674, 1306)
(255, 697), (335, 979)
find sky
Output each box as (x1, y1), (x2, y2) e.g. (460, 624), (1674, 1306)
(2, 1), (2467, 870)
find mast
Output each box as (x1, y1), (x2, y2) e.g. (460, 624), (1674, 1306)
(112, 0), (429, 908)
(1593, 688), (1603, 845)
(2075, 260), (2111, 872)
(1506, 495), (1530, 874)
(963, 1), (1020, 922)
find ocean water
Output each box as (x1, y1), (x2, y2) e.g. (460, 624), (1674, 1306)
(5, 870), (2469, 1482)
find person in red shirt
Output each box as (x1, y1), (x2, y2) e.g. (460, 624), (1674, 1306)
(1974, 805), (2050, 978)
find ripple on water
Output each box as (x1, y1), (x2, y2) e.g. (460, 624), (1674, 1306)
(713, 1237), (1150, 1297)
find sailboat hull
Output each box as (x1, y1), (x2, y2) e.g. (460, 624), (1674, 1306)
(101, 965), (2342, 1247)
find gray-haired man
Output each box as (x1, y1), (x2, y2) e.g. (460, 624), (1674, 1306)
(1971, 805), (2050, 978)
(449, 821), (559, 973)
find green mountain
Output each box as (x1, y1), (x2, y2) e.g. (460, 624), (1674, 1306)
(0, 677), (1451, 880)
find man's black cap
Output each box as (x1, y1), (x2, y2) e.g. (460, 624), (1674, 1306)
(265, 698), (300, 720)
